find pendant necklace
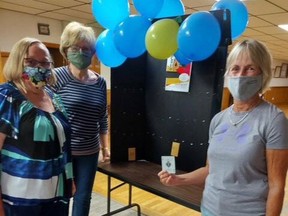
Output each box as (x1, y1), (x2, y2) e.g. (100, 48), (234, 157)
(228, 105), (249, 126)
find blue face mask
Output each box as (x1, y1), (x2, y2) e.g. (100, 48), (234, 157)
(228, 75), (262, 101)
(23, 66), (52, 88)
(67, 51), (92, 70)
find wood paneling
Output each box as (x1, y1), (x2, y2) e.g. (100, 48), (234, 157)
(263, 87), (288, 105)
(221, 87), (232, 110)
(221, 87), (288, 109)
(0, 52), (9, 84)
(91, 55), (100, 74)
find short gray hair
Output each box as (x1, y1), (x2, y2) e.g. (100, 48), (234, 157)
(59, 21), (96, 59)
(225, 39), (273, 94)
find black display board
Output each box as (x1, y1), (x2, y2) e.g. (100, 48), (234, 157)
(110, 10), (231, 171)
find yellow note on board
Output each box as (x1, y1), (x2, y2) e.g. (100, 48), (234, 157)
(128, 147), (136, 161)
(171, 142), (180, 157)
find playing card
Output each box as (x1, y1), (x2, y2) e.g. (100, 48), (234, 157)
(161, 156), (176, 174)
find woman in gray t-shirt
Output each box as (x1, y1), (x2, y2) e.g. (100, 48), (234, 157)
(158, 39), (288, 216)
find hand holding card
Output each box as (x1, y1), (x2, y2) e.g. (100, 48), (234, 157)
(161, 156), (176, 174)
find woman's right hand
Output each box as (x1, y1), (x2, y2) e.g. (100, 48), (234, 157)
(158, 170), (178, 186)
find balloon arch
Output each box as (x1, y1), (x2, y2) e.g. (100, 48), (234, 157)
(91, 0), (249, 68)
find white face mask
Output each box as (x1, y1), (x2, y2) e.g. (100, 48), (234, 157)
(228, 75), (262, 101)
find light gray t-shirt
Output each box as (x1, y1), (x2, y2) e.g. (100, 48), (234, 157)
(202, 101), (288, 216)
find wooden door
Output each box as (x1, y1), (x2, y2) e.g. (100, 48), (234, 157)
(44, 42), (65, 68)
(45, 42), (100, 73)
(0, 52), (9, 84)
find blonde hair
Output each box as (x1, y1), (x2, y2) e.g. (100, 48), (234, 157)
(59, 21), (96, 59)
(3, 37), (56, 91)
(225, 39), (273, 94)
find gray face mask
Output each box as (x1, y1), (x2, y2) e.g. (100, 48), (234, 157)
(228, 75), (262, 101)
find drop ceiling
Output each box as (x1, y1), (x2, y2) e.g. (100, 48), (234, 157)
(1, 0), (288, 61)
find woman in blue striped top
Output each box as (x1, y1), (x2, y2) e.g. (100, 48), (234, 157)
(52, 21), (110, 216)
(0, 37), (73, 215)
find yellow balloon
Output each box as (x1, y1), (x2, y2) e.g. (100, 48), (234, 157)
(145, 19), (179, 60)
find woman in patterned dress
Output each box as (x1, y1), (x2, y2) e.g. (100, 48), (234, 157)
(0, 37), (73, 216)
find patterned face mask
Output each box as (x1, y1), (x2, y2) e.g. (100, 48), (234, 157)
(22, 66), (52, 88)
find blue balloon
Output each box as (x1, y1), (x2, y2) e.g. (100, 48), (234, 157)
(211, 0), (249, 40)
(91, 0), (129, 29)
(114, 15), (151, 58)
(174, 50), (191, 66)
(133, 0), (164, 19)
(155, 0), (185, 18)
(178, 11), (221, 61)
(96, 30), (127, 68)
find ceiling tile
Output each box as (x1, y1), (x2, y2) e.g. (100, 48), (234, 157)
(192, 6), (214, 11)
(267, 39), (288, 46)
(271, 0), (288, 10)
(54, 8), (93, 20)
(259, 13), (288, 25)
(39, 11), (91, 23)
(252, 34), (281, 41)
(181, 0), (215, 8)
(255, 26), (287, 35)
(0, 2), (43, 14)
(248, 16), (273, 28)
(273, 33), (288, 41)
(71, 4), (92, 13)
(36, 0), (83, 7)
(242, 28), (264, 36)
(1, 0), (61, 10)
(76, 0), (91, 3)
(245, 0), (285, 16)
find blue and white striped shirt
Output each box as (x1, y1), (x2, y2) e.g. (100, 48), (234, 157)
(52, 66), (108, 156)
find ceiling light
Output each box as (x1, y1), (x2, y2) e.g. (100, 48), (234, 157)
(278, 24), (288, 32)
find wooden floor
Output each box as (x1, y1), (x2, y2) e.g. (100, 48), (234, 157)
(92, 104), (288, 216)
(93, 172), (201, 216)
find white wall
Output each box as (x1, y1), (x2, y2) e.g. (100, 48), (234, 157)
(270, 59), (288, 87)
(101, 63), (111, 89)
(0, 9), (64, 51)
(0, 9), (112, 89)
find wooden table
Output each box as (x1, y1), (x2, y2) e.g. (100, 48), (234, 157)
(97, 160), (203, 215)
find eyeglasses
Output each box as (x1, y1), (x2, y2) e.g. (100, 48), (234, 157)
(24, 58), (53, 69)
(68, 46), (92, 54)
